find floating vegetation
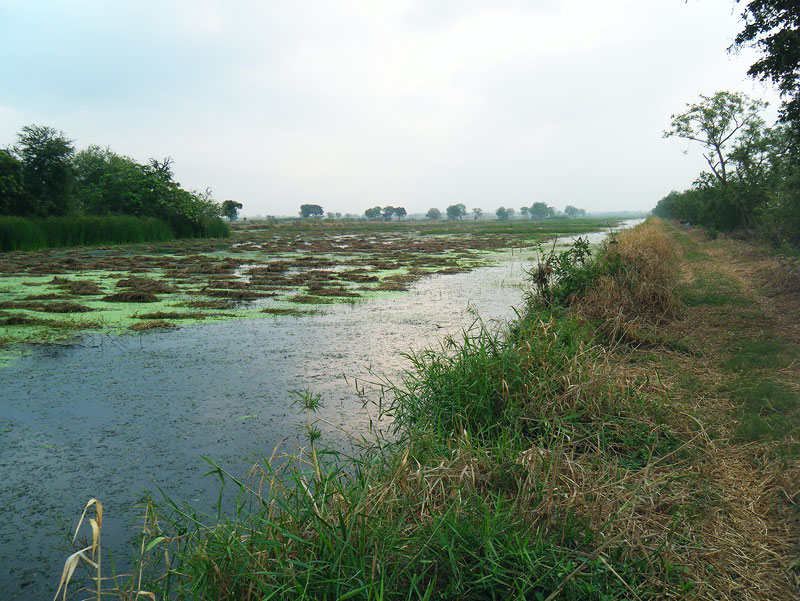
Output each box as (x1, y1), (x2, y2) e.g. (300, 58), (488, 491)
(129, 320), (177, 331)
(259, 307), (319, 316)
(134, 311), (209, 320)
(0, 219), (617, 345)
(103, 291), (159, 303)
(115, 276), (175, 294)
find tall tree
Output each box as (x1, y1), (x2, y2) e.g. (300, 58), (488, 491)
(394, 206), (407, 219)
(663, 91), (767, 186)
(13, 125), (75, 216)
(425, 207), (441, 220)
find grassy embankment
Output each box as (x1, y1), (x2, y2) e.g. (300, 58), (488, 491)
(0, 215), (229, 252)
(62, 219), (800, 600)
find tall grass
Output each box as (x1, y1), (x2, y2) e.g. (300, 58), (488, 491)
(0, 215), (229, 251)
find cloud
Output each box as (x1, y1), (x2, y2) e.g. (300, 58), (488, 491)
(0, 0), (782, 215)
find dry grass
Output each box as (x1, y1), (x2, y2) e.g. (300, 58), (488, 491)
(576, 219), (683, 344)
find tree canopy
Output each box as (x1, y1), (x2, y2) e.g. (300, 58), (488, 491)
(300, 204), (324, 218)
(734, 1), (800, 129)
(13, 125), (75, 216)
(1, 125), (226, 238)
(446, 203), (467, 220)
(221, 200), (243, 221)
(664, 91), (767, 186)
(425, 208), (441, 220)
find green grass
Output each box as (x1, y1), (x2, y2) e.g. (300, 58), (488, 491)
(676, 268), (745, 306)
(724, 335), (793, 371)
(0, 215), (229, 251)
(728, 376), (800, 443)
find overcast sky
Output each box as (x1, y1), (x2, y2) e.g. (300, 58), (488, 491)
(0, 0), (782, 217)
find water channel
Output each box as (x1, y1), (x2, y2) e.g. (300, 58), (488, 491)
(0, 225), (632, 598)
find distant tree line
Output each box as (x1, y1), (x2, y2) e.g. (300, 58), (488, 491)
(363, 205), (407, 221)
(0, 125), (228, 238)
(654, 3), (800, 248)
(294, 203), (587, 223)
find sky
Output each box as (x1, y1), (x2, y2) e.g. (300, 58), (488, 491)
(0, 0), (783, 217)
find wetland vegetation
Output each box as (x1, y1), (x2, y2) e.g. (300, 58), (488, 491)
(0, 218), (613, 348)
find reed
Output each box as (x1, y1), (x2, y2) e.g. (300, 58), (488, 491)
(0, 215), (230, 251)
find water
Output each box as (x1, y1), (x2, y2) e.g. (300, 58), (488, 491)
(0, 224), (633, 598)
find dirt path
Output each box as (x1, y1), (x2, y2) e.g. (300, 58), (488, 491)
(654, 223), (800, 599)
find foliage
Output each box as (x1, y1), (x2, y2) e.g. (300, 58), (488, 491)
(495, 206), (510, 220)
(658, 92), (800, 245)
(299, 204), (324, 218)
(471, 207), (482, 220)
(425, 207), (441, 220)
(0, 150), (25, 215)
(530, 237), (619, 306)
(446, 203), (466, 220)
(364, 206), (382, 220)
(221, 200), (242, 221)
(12, 124), (75, 216)
(1, 126), (226, 245)
(664, 91), (767, 189)
(565, 205), (586, 218)
(393, 206), (407, 219)
(530, 201), (554, 220)
(734, 1), (800, 128)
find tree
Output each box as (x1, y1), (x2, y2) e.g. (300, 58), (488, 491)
(364, 206), (382, 220)
(0, 150), (25, 215)
(394, 206), (407, 220)
(495, 206), (509, 220)
(381, 205), (395, 221)
(13, 124), (75, 216)
(472, 207), (482, 220)
(506, 207), (515, 218)
(300, 204), (324, 218)
(221, 200), (243, 221)
(663, 91), (767, 186)
(72, 146), (148, 216)
(734, 2), (800, 130)
(530, 202), (552, 220)
(520, 206), (529, 218)
(426, 207), (441, 220)
(564, 205), (586, 218)
(446, 203), (467, 220)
